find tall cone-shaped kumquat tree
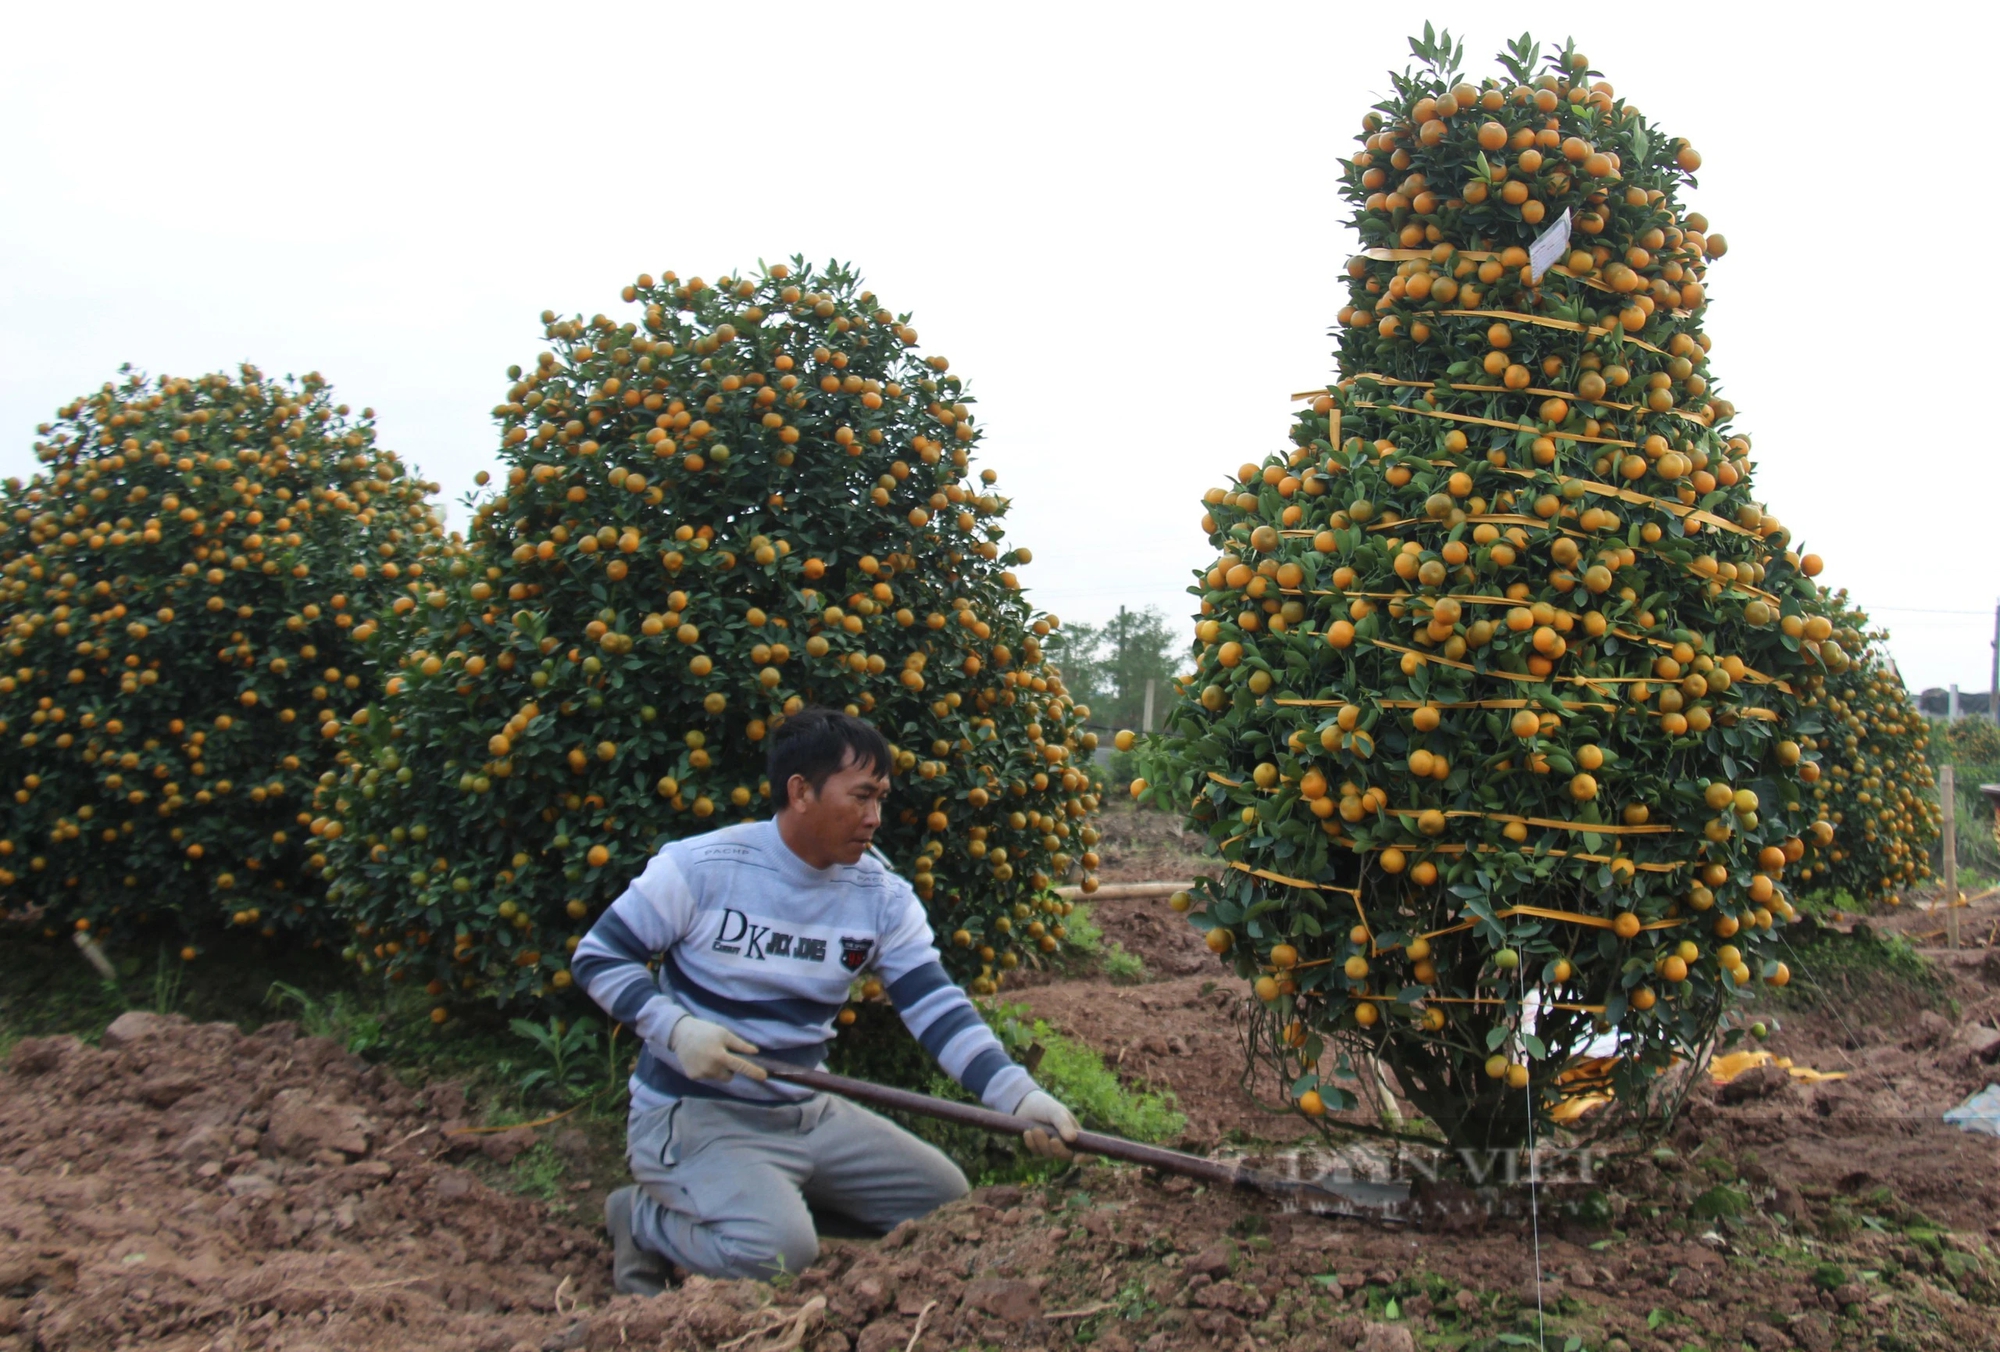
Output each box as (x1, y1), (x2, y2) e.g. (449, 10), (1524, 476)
(1791, 592), (1939, 907)
(318, 260), (1101, 1010)
(0, 366), (444, 948)
(1137, 31), (1847, 1150)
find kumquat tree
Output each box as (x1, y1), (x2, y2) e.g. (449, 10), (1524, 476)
(1791, 592), (1939, 907)
(1133, 30), (1845, 1151)
(316, 260), (1101, 1011)
(0, 366), (444, 949)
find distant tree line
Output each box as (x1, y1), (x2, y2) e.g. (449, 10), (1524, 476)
(1046, 605), (1182, 736)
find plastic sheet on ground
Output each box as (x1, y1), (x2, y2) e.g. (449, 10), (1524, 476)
(1549, 1047), (1847, 1126)
(1549, 1053), (1642, 1124)
(1943, 1084), (2000, 1137)
(1708, 1049), (1846, 1085)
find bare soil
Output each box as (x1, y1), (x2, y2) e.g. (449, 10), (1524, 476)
(6, 816), (2000, 1351)
(0, 1010), (610, 1352)
(1090, 803), (1210, 890)
(1070, 802), (1227, 982)
(1019, 976), (1319, 1150)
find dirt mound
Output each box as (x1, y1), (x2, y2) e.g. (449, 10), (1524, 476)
(1716, 980), (2000, 1237)
(1089, 804), (1208, 890)
(0, 1011), (609, 1352)
(1083, 895), (1229, 982)
(1021, 977), (1319, 1149)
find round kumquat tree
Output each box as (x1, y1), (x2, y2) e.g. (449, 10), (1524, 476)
(0, 366), (444, 947)
(317, 260), (1100, 1008)
(1942, 712), (2000, 767)
(1137, 32), (1840, 1150)
(1792, 592), (1939, 907)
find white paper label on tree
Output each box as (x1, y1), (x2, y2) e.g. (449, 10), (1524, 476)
(1527, 210), (1573, 283)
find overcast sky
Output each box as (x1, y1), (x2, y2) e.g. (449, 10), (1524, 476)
(4, 2), (1994, 696)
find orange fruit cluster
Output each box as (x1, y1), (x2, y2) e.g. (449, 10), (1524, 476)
(0, 366), (443, 944)
(1143, 32), (1834, 1147)
(1793, 592), (1939, 905)
(316, 261), (1100, 1002)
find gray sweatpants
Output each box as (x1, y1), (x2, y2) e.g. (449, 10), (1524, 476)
(626, 1093), (968, 1280)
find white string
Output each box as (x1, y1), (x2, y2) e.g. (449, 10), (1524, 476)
(1775, 929), (1863, 1071)
(1519, 966), (1548, 1352)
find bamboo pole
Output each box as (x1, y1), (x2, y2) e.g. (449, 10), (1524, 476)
(1942, 763), (1958, 950)
(1053, 880), (1193, 902)
(1373, 1059), (1405, 1128)
(72, 931), (117, 982)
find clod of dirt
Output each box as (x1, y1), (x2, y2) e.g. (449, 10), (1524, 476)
(1355, 1324), (1417, 1352)
(100, 1008), (179, 1048)
(1183, 1241), (1236, 1278)
(268, 1087), (375, 1158)
(8, 1037), (66, 1077)
(1980, 948), (2000, 986)
(961, 1277), (1043, 1322)
(1717, 1064), (1793, 1104)
(579, 1280), (785, 1351)
(1902, 1010), (1954, 1050)
(1957, 1025), (2000, 1065)
(475, 1126), (540, 1165)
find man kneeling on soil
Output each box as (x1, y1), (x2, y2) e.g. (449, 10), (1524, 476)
(574, 707), (1078, 1291)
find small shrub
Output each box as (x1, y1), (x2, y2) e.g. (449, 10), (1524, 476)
(1050, 902), (1149, 983)
(266, 980), (386, 1054)
(1103, 945), (1150, 983)
(509, 1014), (600, 1103)
(507, 1141), (567, 1200)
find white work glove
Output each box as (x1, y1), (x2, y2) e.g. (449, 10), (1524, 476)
(667, 1015), (768, 1083)
(1015, 1090), (1079, 1159)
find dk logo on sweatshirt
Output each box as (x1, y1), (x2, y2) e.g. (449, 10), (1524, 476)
(710, 908), (830, 964)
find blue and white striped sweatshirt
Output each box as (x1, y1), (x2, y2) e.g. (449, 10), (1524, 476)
(572, 819), (1039, 1117)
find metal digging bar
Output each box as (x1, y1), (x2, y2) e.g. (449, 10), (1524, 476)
(748, 1058), (1411, 1224)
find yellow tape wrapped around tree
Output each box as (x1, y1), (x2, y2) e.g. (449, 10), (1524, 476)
(1139, 31), (1838, 1149)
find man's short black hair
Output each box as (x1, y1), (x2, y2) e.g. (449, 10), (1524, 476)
(768, 707), (892, 809)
